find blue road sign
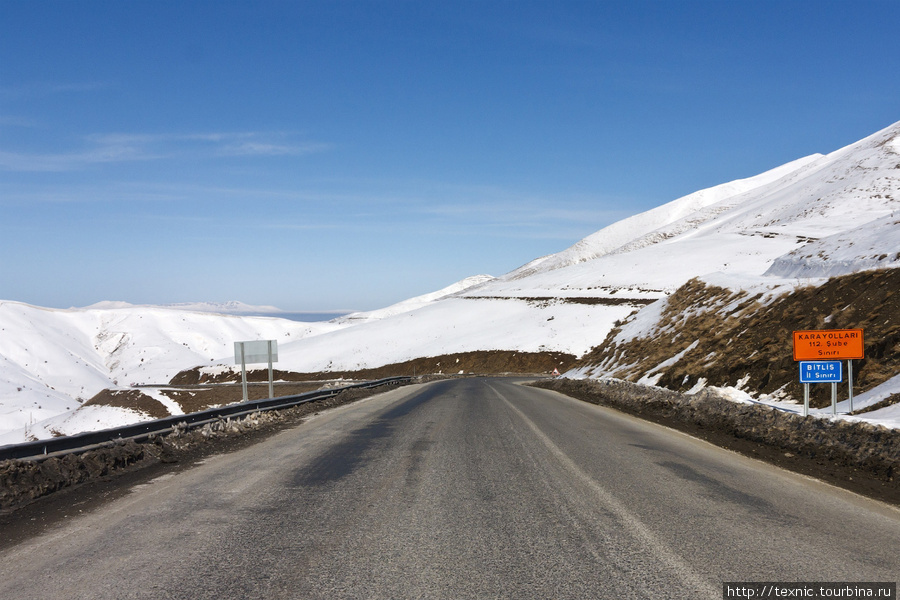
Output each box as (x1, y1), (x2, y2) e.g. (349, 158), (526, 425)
(799, 360), (843, 383)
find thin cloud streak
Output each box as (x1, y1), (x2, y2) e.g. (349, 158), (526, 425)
(1, 176), (637, 242)
(0, 131), (332, 171)
(0, 81), (109, 99)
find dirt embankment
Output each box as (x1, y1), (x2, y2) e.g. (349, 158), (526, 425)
(575, 268), (900, 409)
(533, 377), (900, 505)
(172, 350), (576, 385)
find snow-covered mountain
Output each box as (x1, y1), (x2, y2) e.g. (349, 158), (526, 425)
(475, 122), (900, 297)
(2, 119), (900, 443)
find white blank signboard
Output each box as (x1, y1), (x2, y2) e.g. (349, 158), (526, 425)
(234, 340), (278, 365)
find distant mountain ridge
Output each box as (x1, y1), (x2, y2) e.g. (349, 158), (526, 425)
(83, 300), (286, 314)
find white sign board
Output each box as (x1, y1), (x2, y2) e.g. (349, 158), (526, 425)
(234, 340), (278, 365)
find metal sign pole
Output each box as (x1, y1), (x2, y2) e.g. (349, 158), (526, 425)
(847, 359), (854, 413)
(234, 340), (277, 402)
(803, 383), (809, 417)
(240, 343), (249, 403)
(267, 340), (274, 399)
(831, 382), (837, 415)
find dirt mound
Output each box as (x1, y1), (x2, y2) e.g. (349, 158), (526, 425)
(575, 268), (900, 407)
(534, 377), (900, 505)
(83, 389), (171, 419)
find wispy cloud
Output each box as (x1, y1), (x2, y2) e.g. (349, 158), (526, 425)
(0, 172), (636, 245)
(86, 131), (333, 157)
(0, 81), (109, 99)
(0, 115), (40, 128)
(0, 131), (332, 171)
(0, 145), (150, 172)
(368, 181), (638, 236)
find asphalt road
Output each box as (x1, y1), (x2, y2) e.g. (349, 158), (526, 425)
(1, 378), (898, 599)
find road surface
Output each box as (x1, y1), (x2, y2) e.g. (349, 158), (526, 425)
(1, 378), (897, 599)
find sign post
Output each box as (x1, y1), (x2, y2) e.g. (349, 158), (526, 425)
(793, 329), (863, 416)
(234, 340), (279, 402)
(799, 360), (843, 416)
(803, 382), (809, 417)
(848, 361), (854, 413)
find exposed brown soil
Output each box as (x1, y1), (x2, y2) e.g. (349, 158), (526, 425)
(83, 389), (171, 420)
(171, 350), (576, 386)
(158, 383), (326, 413)
(575, 268), (900, 408)
(83, 382), (333, 418)
(533, 377), (900, 505)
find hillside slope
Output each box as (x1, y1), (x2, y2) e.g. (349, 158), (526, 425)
(2, 119), (899, 442)
(570, 269), (900, 413)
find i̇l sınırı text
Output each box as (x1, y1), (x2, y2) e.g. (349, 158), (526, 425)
(723, 582), (896, 599)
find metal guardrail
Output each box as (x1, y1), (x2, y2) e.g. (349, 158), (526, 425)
(0, 376), (412, 462)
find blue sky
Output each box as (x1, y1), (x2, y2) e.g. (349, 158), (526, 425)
(2, 1), (899, 311)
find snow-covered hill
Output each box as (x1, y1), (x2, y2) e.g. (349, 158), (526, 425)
(501, 154), (823, 282)
(472, 122), (900, 298)
(0, 301), (343, 442)
(334, 275), (496, 324)
(2, 119), (900, 443)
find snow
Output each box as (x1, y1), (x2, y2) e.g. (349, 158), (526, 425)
(697, 381), (900, 431)
(15, 405), (155, 443)
(500, 154), (823, 282)
(335, 275), (495, 323)
(839, 373), (900, 426)
(278, 296), (637, 373)
(2, 119), (900, 442)
(765, 213), (900, 278)
(142, 388), (185, 416)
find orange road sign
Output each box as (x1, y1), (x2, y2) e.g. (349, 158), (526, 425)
(792, 329), (864, 361)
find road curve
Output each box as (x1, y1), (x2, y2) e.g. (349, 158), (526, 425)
(0, 378), (897, 599)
